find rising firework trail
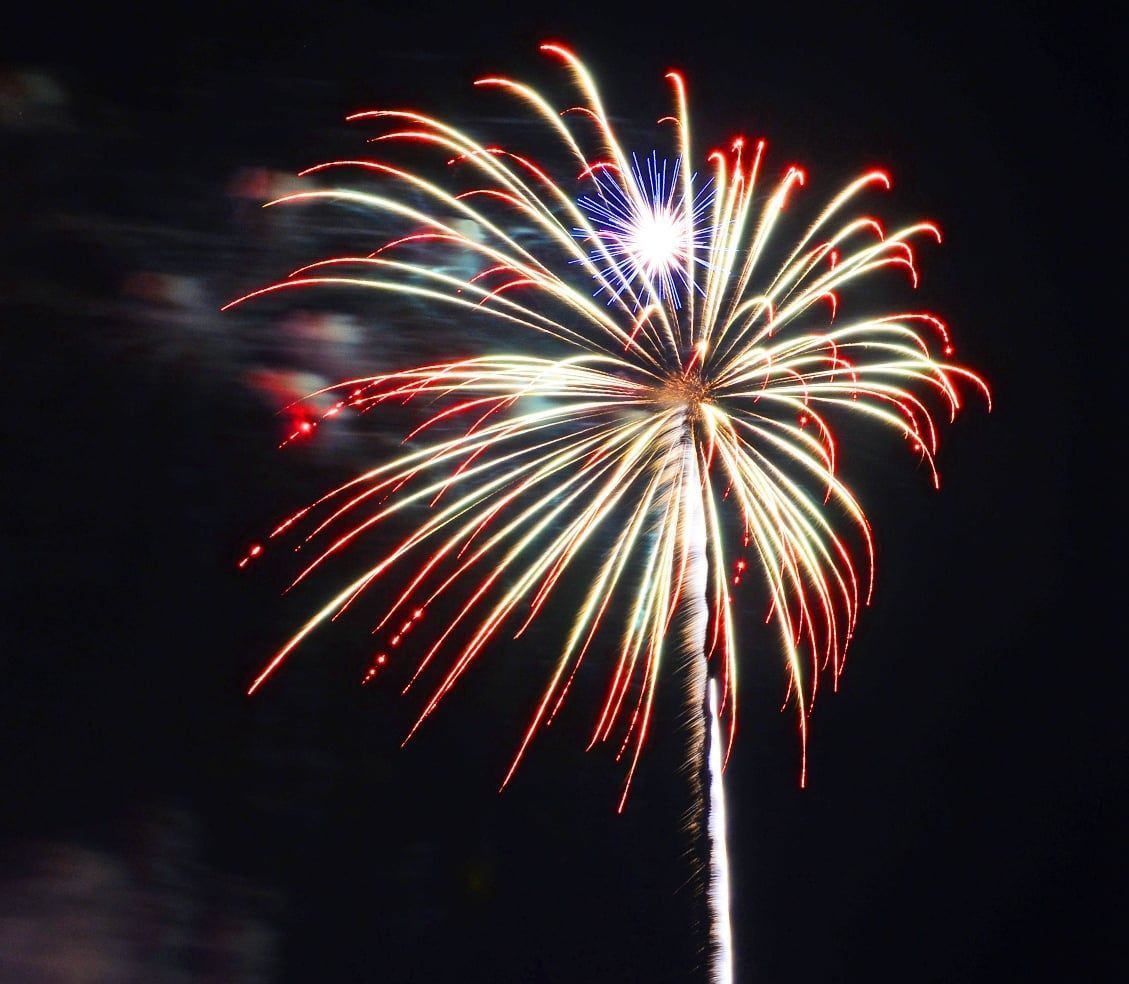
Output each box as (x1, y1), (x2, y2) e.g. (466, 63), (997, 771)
(228, 43), (989, 980)
(707, 678), (734, 984)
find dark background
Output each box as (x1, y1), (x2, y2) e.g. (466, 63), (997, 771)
(2, 3), (1119, 981)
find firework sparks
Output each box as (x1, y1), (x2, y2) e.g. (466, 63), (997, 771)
(228, 42), (988, 979)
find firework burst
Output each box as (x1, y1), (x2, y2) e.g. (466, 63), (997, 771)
(576, 150), (713, 306)
(228, 42), (988, 980)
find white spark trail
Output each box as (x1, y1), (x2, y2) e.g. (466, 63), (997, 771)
(680, 428), (733, 984)
(707, 677), (734, 984)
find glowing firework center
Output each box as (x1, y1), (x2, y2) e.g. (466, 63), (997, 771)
(577, 152), (711, 307)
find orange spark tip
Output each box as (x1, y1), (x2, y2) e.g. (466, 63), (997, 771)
(238, 543), (264, 569)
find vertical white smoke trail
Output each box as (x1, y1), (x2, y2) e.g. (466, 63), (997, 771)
(706, 677), (734, 984)
(680, 426), (708, 800)
(679, 428), (733, 984)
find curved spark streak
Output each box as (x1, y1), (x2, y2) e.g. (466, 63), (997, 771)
(231, 45), (989, 809)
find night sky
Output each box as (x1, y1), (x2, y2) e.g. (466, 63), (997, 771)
(3, 3), (1118, 982)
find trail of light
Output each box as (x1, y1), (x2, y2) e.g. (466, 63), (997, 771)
(707, 678), (734, 984)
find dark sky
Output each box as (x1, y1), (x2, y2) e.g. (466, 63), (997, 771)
(3, 3), (1118, 982)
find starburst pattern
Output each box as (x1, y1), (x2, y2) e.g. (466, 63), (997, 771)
(227, 44), (989, 812)
(576, 150), (713, 306)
